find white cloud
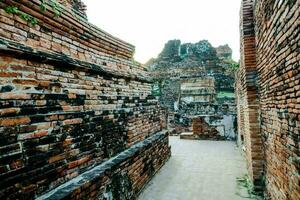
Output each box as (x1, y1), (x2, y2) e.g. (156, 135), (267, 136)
(82, 0), (241, 63)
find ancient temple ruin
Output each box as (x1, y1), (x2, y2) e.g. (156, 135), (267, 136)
(0, 0), (299, 200)
(0, 0), (170, 199)
(149, 40), (237, 139)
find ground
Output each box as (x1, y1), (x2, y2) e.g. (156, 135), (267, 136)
(138, 136), (249, 200)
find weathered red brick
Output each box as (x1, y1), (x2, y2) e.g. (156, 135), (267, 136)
(0, 108), (20, 117)
(0, 72), (21, 77)
(0, 116), (30, 126)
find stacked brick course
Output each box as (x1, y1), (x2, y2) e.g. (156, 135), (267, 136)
(0, 1), (170, 199)
(237, 0), (265, 191)
(36, 132), (170, 200)
(237, 0), (299, 199)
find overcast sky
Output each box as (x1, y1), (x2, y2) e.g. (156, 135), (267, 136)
(82, 0), (241, 63)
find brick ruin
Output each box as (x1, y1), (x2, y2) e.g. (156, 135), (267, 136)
(178, 77), (236, 140)
(236, 0), (299, 199)
(149, 40), (237, 140)
(180, 117), (224, 140)
(180, 77), (216, 112)
(0, 0), (170, 199)
(0, 0), (299, 200)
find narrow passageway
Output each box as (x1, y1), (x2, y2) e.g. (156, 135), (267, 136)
(138, 136), (248, 200)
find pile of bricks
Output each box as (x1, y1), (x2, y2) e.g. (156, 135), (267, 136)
(0, 1), (171, 199)
(236, 0), (299, 199)
(190, 117), (224, 140)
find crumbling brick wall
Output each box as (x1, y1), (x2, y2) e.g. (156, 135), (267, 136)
(237, 0), (300, 199)
(0, 1), (170, 199)
(238, 0), (265, 192)
(254, 0), (299, 199)
(235, 68), (245, 145)
(36, 132), (170, 200)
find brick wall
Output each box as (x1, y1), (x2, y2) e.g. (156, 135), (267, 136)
(254, 0), (300, 199)
(0, 1), (170, 199)
(235, 68), (245, 145)
(237, 0), (300, 199)
(238, 0), (265, 191)
(36, 131), (171, 200)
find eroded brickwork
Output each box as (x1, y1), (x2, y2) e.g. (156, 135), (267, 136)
(37, 132), (170, 200)
(238, 0), (265, 191)
(0, 1), (170, 199)
(255, 0), (300, 199)
(237, 0), (300, 199)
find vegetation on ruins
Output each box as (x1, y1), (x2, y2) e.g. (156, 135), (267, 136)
(217, 91), (235, 98)
(2, 0), (63, 25)
(236, 175), (264, 200)
(4, 6), (39, 25)
(40, 0), (62, 17)
(230, 61), (239, 70)
(224, 60), (240, 76)
(0, 0), (298, 199)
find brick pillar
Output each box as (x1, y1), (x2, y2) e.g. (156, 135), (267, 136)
(235, 69), (245, 146)
(240, 0), (265, 192)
